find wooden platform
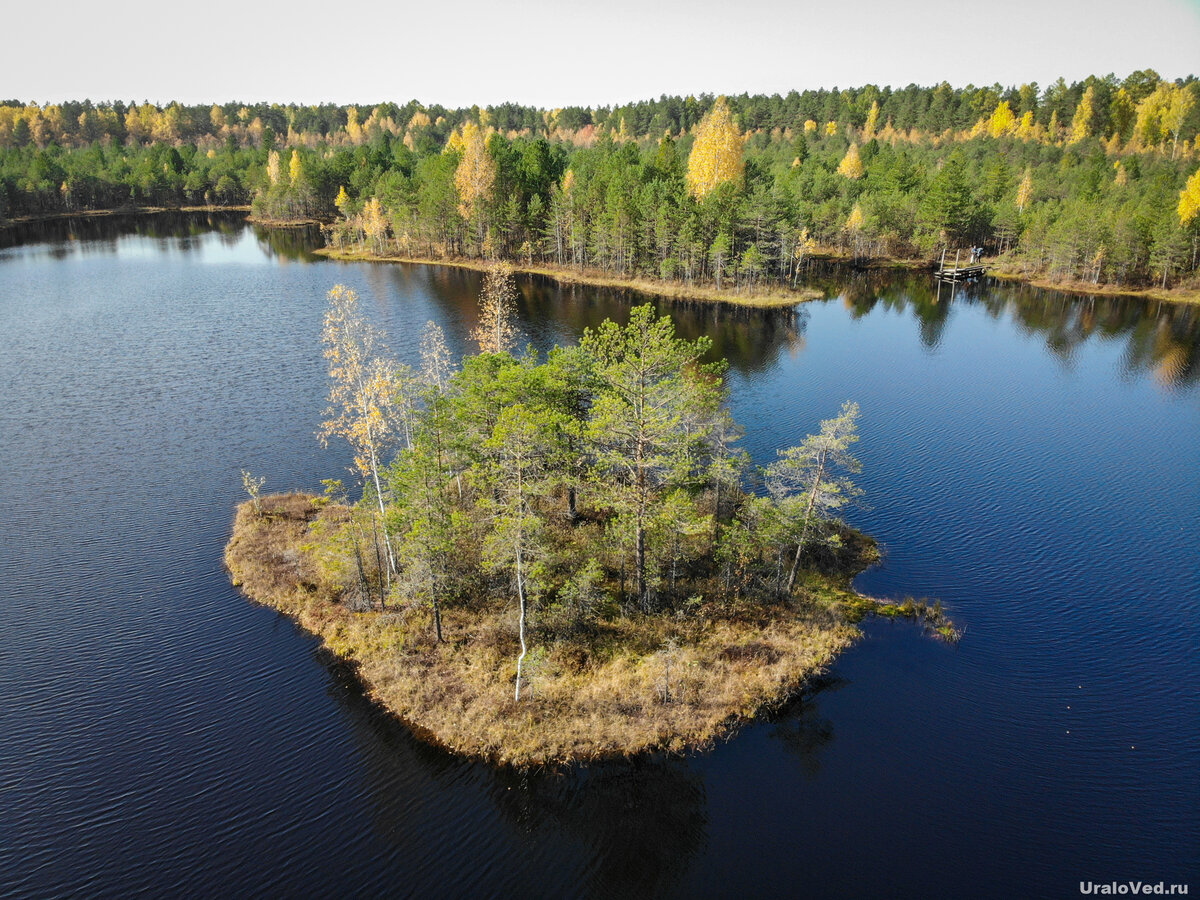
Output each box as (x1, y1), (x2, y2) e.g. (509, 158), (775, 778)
(935, 264), (987, 281)
(934, 248), (987, 282)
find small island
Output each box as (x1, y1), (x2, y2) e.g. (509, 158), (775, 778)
(226, 276), (953, 766)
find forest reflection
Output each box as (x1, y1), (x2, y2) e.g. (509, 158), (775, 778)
(3, 211), (1193, 388)
(824, 268), (1199, 388)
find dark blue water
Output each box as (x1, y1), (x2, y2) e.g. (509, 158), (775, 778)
(1, 214), (1196, 898)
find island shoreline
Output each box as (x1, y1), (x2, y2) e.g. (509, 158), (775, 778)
(316, 246), (1200, 307)
(225, 493), (920, 768)
(313, 247), (825, 309)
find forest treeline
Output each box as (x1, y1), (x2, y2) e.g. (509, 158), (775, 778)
(3, 70), (1200, 291)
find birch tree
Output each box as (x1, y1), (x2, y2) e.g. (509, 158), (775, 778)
(1016, 167), (1034, 213)
(471, 262), (519, 354)
(455, 120), (496, 249)
(420, 320), (454, 391)
(685, 97), (744, 199)
(480, 403), (566, 700)
(319, 284), (401, 577)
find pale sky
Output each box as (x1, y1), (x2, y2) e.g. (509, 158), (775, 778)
(5, 0), (1198, 107)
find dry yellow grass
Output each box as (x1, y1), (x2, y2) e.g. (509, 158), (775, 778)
(989, 264), (1200, 306)
(225, 494), (863, 766)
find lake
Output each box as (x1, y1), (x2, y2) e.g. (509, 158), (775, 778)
(1, 213), (1196, 898)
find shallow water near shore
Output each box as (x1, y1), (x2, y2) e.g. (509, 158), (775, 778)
(1, 212), (1196, 898)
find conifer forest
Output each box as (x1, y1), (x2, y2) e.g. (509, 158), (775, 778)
(3, 72), (1199, 293)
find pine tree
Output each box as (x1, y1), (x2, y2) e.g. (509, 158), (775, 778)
(581, 306), (720, 609)
(685, 97), (744, 199)
(766, 401), (863, 595)
(1110, 88), (1136, 141)
(919, 151), (975, 243)
(1150, 212), (1186, 287)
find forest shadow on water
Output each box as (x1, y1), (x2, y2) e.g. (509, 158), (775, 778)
(315, 642), (712, 898)
(313, 638), (851, 898)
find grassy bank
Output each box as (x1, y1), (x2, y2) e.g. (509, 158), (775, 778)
(245, 214), (324, 227)
(314, 247), (824, 309)
(316, 244), (1200, 309)
(225, 493), (878, 767)
(989, 262), (1200, 305)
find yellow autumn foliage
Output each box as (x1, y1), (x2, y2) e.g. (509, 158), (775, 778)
(360, 198), (389, 253)
(685, 97), (744, 199)
(845, 204), (865, 232)
(1179, 168), (1200, 226)
(1069, 85), (1096, 144)
(455, 121), (497, 219)
(864, 101), (880, 138)
(989, 101), (1017, 138)
(837, 143), (864, 179)
(1016, 111), (1037, 141)
(1017, 167), (1034, 212)
(266, 150), (282, 186)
